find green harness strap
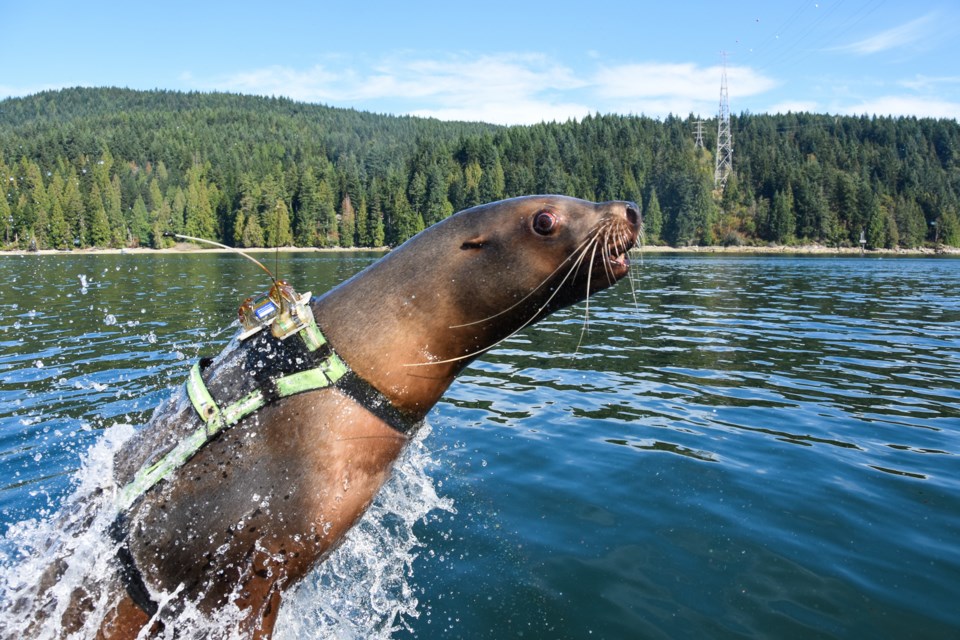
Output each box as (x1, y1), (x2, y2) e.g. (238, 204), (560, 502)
(115, 317), (348, 513)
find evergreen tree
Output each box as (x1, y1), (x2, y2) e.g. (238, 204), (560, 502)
(339, 194), (356, 248)
(264, 198), (293, 247)
(355, 196), (369, 247)
(478, 145), (505, 202)
(316, 178), (338, 246)
(644, 188), (663, 242)
(424, 164), (453, 226)
(938, 207), (960, 246)
(47, 196), (69, 249)
(170, 187), (187, 234)
(894, 197), (926, 248)
(107, 174), (125, 246)
(463, 161), (483, 207)
(294, 167), (320, 246)
(148, 177), (164, 212)
(768, 189), (796, 243)
(391, 188), (423, 245)
(19, 158), (47, 243)
(0, 185), (10, 247)
(184, 163), (216, 240)
(232, 210), (247, 247)
(88, 183), (111, 247)
(61, 169), (85, 247)
(130, 196), (150, 246)
(152, 198), (175, 247)
(241, 210), (265, 248)
(369, 196), (386, 247)
(408, 170), (428, 217)
(1, 88), (959, 250)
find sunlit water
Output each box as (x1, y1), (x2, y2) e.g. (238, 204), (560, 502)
(0, 252), (958, 638)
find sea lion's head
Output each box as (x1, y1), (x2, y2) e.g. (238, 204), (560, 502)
(439, 195), (642, 326)
(315, 195), (642, 413)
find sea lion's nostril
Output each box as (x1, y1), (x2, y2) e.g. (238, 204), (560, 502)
(624, 203), (640, 228)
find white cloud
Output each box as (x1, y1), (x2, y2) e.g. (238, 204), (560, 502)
(592, 62), (777, 117)
(184, 53), (593, 125)
(183, 65), (342, 103)
(180, 53), (783, 124)
(833, 14), (936, 55)
(411, 100), (593, 126)
(900, 74), (960, 91)
(838, 95), (960, 120)
(0, 82), (71, 99)
(766, 100), (820, 115)
(593, 63), (775, 100)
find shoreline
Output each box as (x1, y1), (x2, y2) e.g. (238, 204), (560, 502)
(0, 243), (957, 257)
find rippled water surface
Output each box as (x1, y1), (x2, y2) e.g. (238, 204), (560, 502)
(1, 252), (958, 639)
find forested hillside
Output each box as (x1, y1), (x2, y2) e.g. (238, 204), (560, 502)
(1, 87), (958, 250)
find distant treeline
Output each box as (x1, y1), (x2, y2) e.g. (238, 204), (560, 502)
(1, 87), (958, 250)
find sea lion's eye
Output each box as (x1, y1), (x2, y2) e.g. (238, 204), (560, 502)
(532, 211), (558, 235)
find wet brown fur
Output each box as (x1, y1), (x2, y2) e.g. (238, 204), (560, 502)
(66, 196), (640, 638)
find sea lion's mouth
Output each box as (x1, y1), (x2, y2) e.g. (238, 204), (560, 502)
(600, 226), (636, 280)
(604, 248), (632, 280)
(608, 251), (629, 268)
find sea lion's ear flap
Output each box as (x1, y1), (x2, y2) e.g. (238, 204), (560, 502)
(460, 237), (488, 250)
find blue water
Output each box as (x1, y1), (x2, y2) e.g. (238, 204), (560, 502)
(1, 252), (958, 639)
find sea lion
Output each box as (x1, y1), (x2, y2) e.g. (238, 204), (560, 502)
(44, 195), (641, 638)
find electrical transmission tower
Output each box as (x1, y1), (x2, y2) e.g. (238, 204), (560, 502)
(714, 52), (733, 189)
(693, 119), (704, 148)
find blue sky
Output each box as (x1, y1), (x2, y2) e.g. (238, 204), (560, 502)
(2, 0), (958, 124)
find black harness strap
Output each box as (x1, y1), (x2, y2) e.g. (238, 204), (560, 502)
(111, 318), (420, 617)
(336, 370), (419, 435)
(109, 515), (160, 618)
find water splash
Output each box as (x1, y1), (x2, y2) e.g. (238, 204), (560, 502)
(0, 423), (450, 639)
(274, 423), (454, 639)
(0, 422), (135, 639)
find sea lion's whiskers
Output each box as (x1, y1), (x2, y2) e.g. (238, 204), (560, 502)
(625, 220), (647, 311)
(576, 216), (641, 350)
(601, 225), (620, 284)
(574, 240), (602, 353)
(448, 231), (600, 329)
(563, 231), (600, 286)
(410, 231), (602, 367)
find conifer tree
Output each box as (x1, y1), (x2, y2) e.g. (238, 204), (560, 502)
(370, 203), (386, 248)
(47, 196), (69, 249)
(769, 189), (796, 243)
(88, 183), (111, 247)
(339, 194), (356, 248)
(645, 188), (663, 242)
(184, 164), (216, 240)
(241, 210), (265, 248)
(264, 198), (293, 247)
(294, 167), (320, 246)
(130, 196), (150, 246)
(107, 174), (125, 246)
(355, 196), (369, 248)
(0, 185), (10, 247)
(232, 210), (246, 247)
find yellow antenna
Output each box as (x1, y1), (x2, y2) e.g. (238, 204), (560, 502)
(168, 233), (276, 283)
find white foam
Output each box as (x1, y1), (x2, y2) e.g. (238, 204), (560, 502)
(274, 423), (453, 639)
(0, 422), (450, 640)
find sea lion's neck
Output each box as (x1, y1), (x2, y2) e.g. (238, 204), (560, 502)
(311, 242), (484, 422)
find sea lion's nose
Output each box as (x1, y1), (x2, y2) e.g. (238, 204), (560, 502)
(624, 202), (641, 229)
